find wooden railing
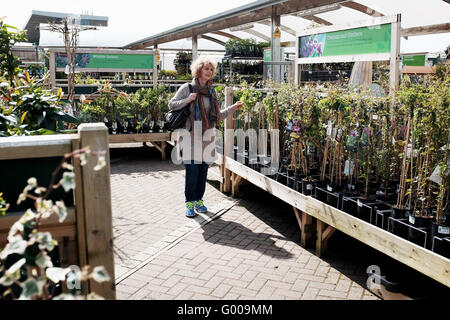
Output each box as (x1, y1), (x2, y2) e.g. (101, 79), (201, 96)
(0, 123), (116, 299)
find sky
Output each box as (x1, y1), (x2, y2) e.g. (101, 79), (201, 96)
(2, 0), (449, 61)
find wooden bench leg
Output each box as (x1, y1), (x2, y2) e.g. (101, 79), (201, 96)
(161, 141), (166, 160)
(316, 219), (336, 257)
(293, 207), (314, 247)
(231, 172), (243, 198)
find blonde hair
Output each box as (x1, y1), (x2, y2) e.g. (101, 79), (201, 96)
(191, 57), (217, 79)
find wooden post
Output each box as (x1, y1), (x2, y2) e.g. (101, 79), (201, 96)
(78, 123), (116, 300)
(71, 138), (88, 294)
(222, 87), (234, 193)
(316, 219), (336, 258)
(231, 172), (243, 198)
(293, 207), (314, 247)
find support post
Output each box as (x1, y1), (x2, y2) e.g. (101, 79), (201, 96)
(316, 219), (336, 258)
(78, 123), (116, 300)
(192, 35), (198, 62)
(153, 45), (158, 88)
(293, 207), (314, 247)
(222, 87), (234, 193)
(271, 6), (281, 83)
(231, 172), (243, 198)
(49, 50), (56, 89)
(389, 14), (401, 96)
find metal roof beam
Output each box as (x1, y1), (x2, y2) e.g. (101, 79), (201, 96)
(211, 31), (241, 39)
(401, 22), (450, 38)
(124, 0), (343, 49)
(341, 1), (384, 17)
(241, 29), (271, 42)
(256, 19), (297, 36)
(199, 35), (225, 46)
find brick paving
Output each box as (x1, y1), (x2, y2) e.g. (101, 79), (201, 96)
(109, 145), (379, 300)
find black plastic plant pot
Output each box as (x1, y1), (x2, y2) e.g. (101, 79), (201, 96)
(407, 216), (433, 248)
(388, 217), (410, 240)
(315, 187), (340, 209)
(431, 222), (450, 242)
(375, 209), (394, 230)
(286, 176), (296, 190)
(432, 236), (450, 259)
(301, 177), (318, 196)
(391, 206), (411, 219)
(341, 196), (358, 217)
(276, 172), (288, 186)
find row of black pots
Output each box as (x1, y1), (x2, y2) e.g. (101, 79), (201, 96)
(105, 121), (166, 134)
(239, 156), (450, 259)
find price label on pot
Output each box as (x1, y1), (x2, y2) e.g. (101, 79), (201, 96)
(327, 185), (333, 192)
(438, 226), (450, 235)
(357, 200), (363, 207)
(306, 184), (313, 190)
(409, 216), (415, 225)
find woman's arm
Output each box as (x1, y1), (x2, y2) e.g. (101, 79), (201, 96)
(168, 83), (196, 111)
(219, 101), (243, 120)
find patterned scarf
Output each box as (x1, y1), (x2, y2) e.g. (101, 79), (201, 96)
(192, 79), (220, 132)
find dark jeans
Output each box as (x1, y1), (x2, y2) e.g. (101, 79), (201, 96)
(184, 161), (209, 203)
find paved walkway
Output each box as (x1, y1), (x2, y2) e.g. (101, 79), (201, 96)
(109, 145), (379, 300)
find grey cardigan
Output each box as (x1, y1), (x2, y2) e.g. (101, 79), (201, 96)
(168, 82), (236, 162)
(168, 83), (236, 131)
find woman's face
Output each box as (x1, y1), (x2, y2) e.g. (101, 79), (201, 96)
(200, 64), (214, 81)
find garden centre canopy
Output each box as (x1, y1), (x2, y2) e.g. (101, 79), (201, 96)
(123, 0), (450, 57)
(24, 10), (108, 45)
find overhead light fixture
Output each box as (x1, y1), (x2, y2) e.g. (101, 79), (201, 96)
(293, 3), (341, 17)
(230, 24), (254, 32)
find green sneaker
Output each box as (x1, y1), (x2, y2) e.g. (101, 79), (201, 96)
(185, 201), (197, 217)
(195, 200), (208, 213)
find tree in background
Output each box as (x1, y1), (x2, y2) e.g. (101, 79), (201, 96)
(0, 18), (27, 84)
(174, 51), (192, 76)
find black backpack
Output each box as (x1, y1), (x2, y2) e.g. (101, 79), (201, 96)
(165, 84), (193, 131)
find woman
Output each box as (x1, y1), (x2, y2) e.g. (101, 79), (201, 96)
(169, 57), (243, 217)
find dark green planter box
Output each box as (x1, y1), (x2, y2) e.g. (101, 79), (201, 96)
(0, 157), (74, 213)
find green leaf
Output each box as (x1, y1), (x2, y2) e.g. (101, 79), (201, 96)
(36, 251), (53, 269)
(20, 111), (28, 124)
(59, 172), (76, 192)
(0, 270), (20, 286)
(53, 201), (67, 223)
(19, 278), (45, 299)
(36, 232), (56, 251)
(46, 267), (70, 283)
(90, 266), (110, 283)
(0, 235), (27, 259)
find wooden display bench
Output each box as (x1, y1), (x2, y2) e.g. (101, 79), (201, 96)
(108, 132), (171, 160)
(0, 124), (116, 299)
(221, 156), (450, 288)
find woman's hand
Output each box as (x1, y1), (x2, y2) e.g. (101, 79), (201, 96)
(186, 93), (198, 103)
(233, 101), (244, 110)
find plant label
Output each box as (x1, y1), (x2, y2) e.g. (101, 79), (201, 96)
(306, 184), (313, 190)
(327, 185), (333, 192)
(438, 226), (450, 235)
(357, 200), (363, 207)
(327, 120), (332, 136)
(409, 216), (415, 225)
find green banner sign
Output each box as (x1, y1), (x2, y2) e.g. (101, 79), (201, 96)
(55, 53), (154, 70)
(299, 24), (391, 58)
(402, 54), (426, 66)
